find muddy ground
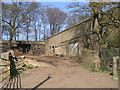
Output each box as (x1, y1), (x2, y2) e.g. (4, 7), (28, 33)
(19, 55), (118, 88)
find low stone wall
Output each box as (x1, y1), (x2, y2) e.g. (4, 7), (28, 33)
(79, 49), (100, 69)
(29, 44), (45, 55)
(118, 57), (120, 77)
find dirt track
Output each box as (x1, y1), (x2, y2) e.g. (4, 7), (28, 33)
(20, 55), (118, 88)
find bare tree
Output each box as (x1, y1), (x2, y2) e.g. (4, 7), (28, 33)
(1, 2), (40, 45)
(38, 5), (48, 41)
(66, 14), (81, 27)
(66, 2), (91, 23)
(46, 7), (67, 35)
(66, 2), (120, 49)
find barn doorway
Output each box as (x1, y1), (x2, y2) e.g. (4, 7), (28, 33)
(17, 44), (31, 53)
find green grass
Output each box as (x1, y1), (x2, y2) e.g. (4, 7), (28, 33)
(17, 64), (37, 74)
(80, 65), (93, 71)
(80, 65), (110, 73)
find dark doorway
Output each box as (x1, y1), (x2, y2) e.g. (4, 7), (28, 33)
(52, 46), (55, 54)
(17, 44), (31, 53)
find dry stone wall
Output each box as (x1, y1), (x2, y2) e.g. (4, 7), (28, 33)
(28, 44), (45, 55)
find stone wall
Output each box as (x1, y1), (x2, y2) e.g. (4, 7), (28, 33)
(45, 18), (100, 68)
(45, 8), (119, 70)
(80, 49), (100, 69)
(0, 41), (45, 55)
(29, 44), (45, 55)
(118, 57), (120, 89)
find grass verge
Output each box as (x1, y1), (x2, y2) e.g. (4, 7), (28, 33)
(80, 65), (111, 74)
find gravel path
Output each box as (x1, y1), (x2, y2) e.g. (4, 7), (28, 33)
(20, 55), (118, 88)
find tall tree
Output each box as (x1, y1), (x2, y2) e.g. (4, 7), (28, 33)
(46, 7), (67, 35)
(66, 2), (91, 25)
(66, 2), (120, 49)
(38, 5), (48, 41)
(89, 2), (120, 49)
(1, 2), (39, 45)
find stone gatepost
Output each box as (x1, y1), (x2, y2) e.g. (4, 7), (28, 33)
(113, 56), (119, 80)
(117, 57), (120, 90)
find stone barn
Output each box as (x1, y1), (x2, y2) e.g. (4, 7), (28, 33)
(45, 18), (101, 69)
(45, 6), (120, 70)
(45, 18), (92, 57)
(0, 40), (45, 55)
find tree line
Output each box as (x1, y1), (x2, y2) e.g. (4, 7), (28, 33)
(1, 2), (68, 44)
(1, 2), (120, 49)
(1, 2), (90, 42)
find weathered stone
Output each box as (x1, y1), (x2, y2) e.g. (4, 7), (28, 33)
(45, 18), (91, 55)
(1, 51), (9, 60)
(29, 44), (45, 55)
(117, 57), (120, 90)
(93, 52), (101, 70)
(113, 56), (119, 80)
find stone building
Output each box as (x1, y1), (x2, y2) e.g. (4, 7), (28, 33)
(45, 6), (120, 70)
(0, 40), (45, 55)
(45, 18), (92, 56)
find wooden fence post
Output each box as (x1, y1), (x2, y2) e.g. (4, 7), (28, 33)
(0, 58), (4, 88)
(0, 51), (10, 88)
(0, 60), (2, 88)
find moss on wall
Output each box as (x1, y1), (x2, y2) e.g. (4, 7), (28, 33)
(61, 36), (81, 44)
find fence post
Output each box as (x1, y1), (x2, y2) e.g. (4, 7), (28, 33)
(0, 58), (4, 88)
(0, 51), (10, 88)
(0, 65), (2, 88)
(113, 56), (118, 80)
(117, 57), (120, 90)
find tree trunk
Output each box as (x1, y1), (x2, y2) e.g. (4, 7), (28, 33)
(50, 24), (52, 36)
(17, 29), (19, 41)
(26, 25), (29, 41)
(34, 21), (37, 41)
(92, 13), (101, 50)
(14, 34), (16, 41)
(38, 21), (41, 41)
(43, 25), (46, 41)
(9, 28), (15, 48)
